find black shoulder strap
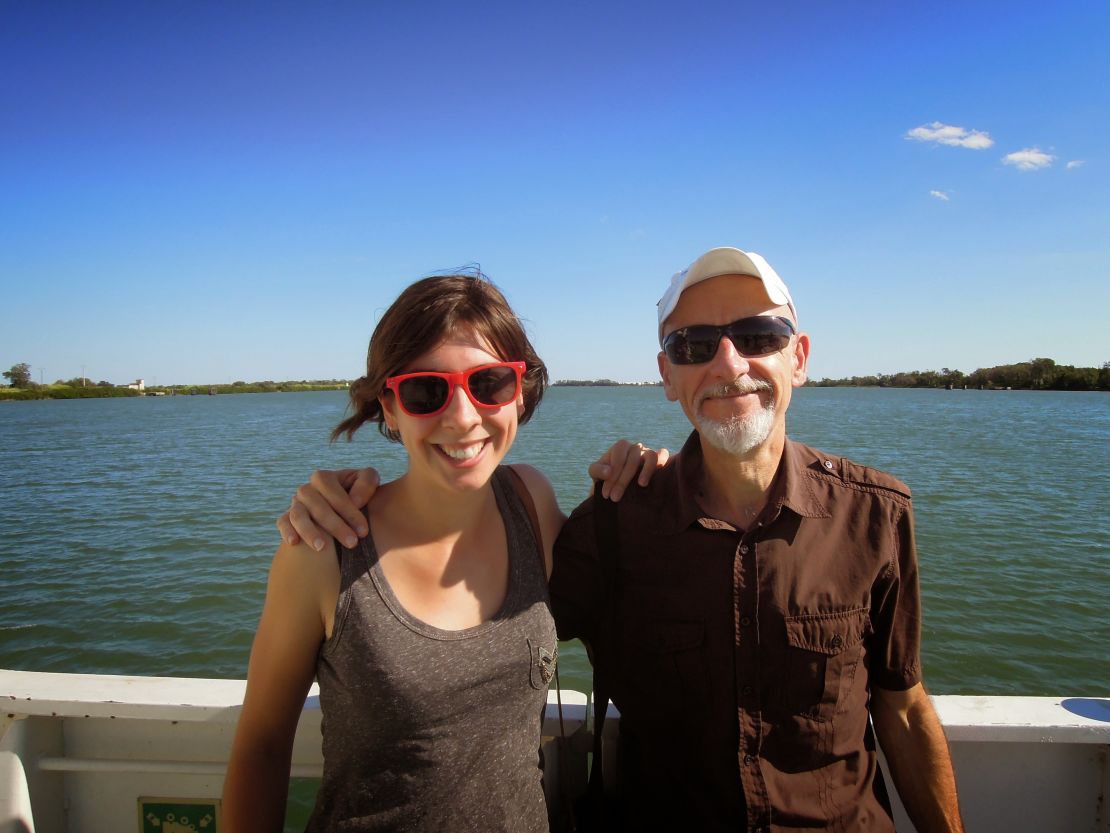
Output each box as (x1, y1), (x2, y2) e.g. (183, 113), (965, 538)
(593, 481), (620, 597)
(588, 480), (620, 800)
(505, 466), (546, 578)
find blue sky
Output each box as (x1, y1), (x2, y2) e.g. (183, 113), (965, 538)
(3, 1), (1108, 385)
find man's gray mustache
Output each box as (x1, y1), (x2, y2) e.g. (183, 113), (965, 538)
(700, 379), (773, 399)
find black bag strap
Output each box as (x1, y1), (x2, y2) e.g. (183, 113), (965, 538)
(505, 465), (546, 575)
(505, 466), (581, 832)
(588, 480), (620, 801)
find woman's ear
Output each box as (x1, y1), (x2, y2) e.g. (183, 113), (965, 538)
(379, 394), (399, 432)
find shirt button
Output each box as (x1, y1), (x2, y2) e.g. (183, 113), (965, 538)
(830, 634), (844, 650)
(823, 459), (834, 470)
(742, 685), (753, 697)
(739, 544), (749, 554)
(740, 616), (752, 627)
(743, 754), (753, 766)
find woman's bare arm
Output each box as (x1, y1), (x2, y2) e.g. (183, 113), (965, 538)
(222, 542), (337, 832)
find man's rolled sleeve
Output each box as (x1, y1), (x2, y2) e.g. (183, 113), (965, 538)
(869, 501), (924, 691)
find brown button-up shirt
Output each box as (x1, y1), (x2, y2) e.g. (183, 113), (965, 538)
(550, 432), (923, 832)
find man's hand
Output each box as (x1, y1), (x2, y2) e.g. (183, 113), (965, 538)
(588, 439), (671, 502)
(276, 468), (380, 552)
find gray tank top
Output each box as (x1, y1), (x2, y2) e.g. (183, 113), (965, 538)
(305, 466), (557, 833)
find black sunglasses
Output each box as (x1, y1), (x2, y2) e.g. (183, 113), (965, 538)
(662, 316), (796, 365)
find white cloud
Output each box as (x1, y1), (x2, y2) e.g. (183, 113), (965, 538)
(1002, 148), (1056, 171)
(906, 121), (994, 149)
(930, 190), (950, 201)
(1067, 160), (1085, 170)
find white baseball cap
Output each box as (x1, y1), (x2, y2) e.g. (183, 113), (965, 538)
(657, 247), (797, 343)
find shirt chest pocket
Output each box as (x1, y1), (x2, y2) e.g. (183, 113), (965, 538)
(781, 607), (870, 722)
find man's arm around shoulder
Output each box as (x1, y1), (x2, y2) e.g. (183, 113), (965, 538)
(871, 682), (965, 833)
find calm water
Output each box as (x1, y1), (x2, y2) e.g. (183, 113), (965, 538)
(1, 387), (1108, 697)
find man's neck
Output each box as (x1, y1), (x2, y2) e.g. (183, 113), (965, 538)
(696, 430), (786, 529)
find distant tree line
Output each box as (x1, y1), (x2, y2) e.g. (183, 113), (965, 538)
(0, 384), (141, 401)
(157, 380), (349, 396)
(553, 379), (663, 387)
(1, 363), (351, 401)
(808, 358), (1109, 391)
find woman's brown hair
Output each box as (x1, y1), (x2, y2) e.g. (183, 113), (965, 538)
(332, 272), (548, 443)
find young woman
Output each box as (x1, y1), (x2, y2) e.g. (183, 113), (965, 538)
(223, 273), (656, 833)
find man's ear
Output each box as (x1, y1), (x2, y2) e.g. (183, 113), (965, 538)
(791, 333), (811, 388)
(658, 352), (679, 401)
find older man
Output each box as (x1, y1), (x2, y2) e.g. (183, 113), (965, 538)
(551, 247), (963, 832)
(281, 247), (963, 832)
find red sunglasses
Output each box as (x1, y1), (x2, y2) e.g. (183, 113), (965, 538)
(384, 361), (526, 417)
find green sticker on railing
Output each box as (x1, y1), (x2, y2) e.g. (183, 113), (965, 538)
(139, 798), (219, 833)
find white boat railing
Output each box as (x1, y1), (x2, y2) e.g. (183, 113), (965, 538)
(2, 669), (1108, 833)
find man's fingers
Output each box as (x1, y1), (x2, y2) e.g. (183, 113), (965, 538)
(286, 500), (331, 552)
(308, 470), (368, 540)
(347, 468), (380, 519)
(292, 483), (359, 549)
(335, 468), (360, 490)
(276, 512), (303, 547)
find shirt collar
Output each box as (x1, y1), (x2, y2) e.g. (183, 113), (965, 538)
(664, 430), (710, 533)
(776, 438), (833, 521)
(664, 431), (831, 533)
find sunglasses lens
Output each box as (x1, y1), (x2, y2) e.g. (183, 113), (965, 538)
(664, 327), (720, 364)
(468, 365), (519, 406)
(664, 318), (794, 364)
(397, 376), (450, 414)
(728, 323), (792, 357)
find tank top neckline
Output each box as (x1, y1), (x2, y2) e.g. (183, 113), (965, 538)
(361, 469), (523, 641)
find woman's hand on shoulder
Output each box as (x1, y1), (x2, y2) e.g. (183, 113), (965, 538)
(588, 439), (671, 501)
(508, 464), (564, 579)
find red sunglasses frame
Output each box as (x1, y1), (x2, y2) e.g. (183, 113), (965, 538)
(383, 361), (526, 417)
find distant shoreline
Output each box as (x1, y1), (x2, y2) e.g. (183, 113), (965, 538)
(4, 381), (1107, 401)
(5, 355), (1108, 401)
(556, 357), (1108, 392)
(806, 356), (1107, 392)
(552, 379), (662, 387)
(0, 381), (349, 402)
